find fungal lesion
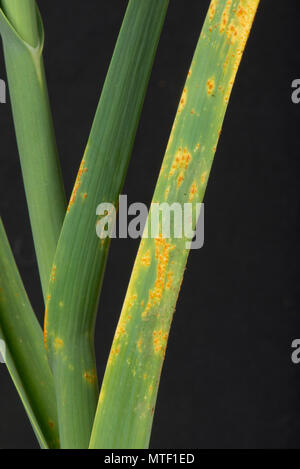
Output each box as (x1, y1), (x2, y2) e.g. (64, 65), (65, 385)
(220, 0), (232, 33)
(137, 337), (143, 353)
(83, 370), (97, 384)
(169, 147), (192, 178)
(177, 171), (185, 188)
(193, 143), (200, 153)
(200, 171), (208, 185)
(112, 303), (134, 350)
(208, 0), (216, 22)
(236, 2), (250, 28)
(67, 159), (88, 212)
(166, 271), (173, 290)
(153, 330), (168, 355)
(54, 337), (64, 351)
(141, 250), (151, 267)
(178, 87), (187, 113)
(189, 182), (198, 201)
(226, 21), (238, 43)
(44, 294), (51, 349)
(206, 78), (215, 96)
(141, 236), (175, 319)
(50, 265), (56, 283)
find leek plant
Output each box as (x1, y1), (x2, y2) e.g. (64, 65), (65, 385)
(0, 0), (260, 449)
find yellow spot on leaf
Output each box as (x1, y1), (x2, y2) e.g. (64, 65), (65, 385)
(84, 370), (97, 384)
(169, 147), (192, 177)
(50, 265), (56, 283)
(166, 272), (173, 290)
(153, 330), (168, 355)
(209, 0), (216, 21)
(43, 294), (51, 349)
(223, 1), (259, 103)
(141, 250), (151, 267)
(67, 159), (87, 212)
(177, 171), (185, 187)
(142, 236), (175, 318)
(189, 182), (198, 201)
(201, 171), (208, 185)
(220, 0), (232, 33)
(137, 338), (143, 352)
(128, 294), (137, 308)
(206, 78), (215, 95)
(194, 143), (200, 153)
(178, 87), (187, 113)
(54, 338), (64, 351)
(99, 389), (105, 405)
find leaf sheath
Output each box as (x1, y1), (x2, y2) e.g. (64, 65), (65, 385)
(0, 3), (66, 298)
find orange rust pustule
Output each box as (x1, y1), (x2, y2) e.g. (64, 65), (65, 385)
(67, 159), (87, 212)
(137, 338), (143, 352)
(178, 88), (187, 113)
(43, 294), (51, 349)
(141, 250), (151, 267)
(209, 0), (216, 21)
(142, 235), (175, 318)
(200, 171), (208, 185)
(114, 302), (134, 342)
(206, 78), (215, 95)
(220, 0), (232, 33)
(84, 370), (97, 384)
(169, 147), (192, 177)
(166, 271), (173, 290)
(189, 182), (198, 201)
(177, 172), (185, 188)
(108, 346), (120, 365)
(153, 330), (169, 354)
(50, 265), (56, 283)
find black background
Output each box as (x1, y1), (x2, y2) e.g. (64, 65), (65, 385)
(0, 0), (300, 449)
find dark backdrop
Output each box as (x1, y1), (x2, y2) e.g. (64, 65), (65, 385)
(0, 0), (300, 449)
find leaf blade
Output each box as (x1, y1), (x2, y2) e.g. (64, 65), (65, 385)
(0, 219), (59, 449)
(90, 0), (260, 449)
(45, 0), (169, 449)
